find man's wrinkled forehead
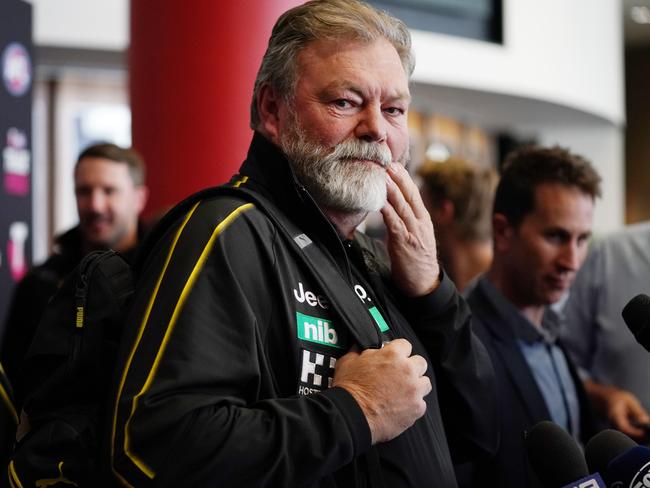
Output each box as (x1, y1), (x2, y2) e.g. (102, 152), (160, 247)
(291, 37), (411, 97)
(316, 78), (411, 104)
(294, 34), (412, 77)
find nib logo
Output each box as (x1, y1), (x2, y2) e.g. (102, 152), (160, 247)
(296, 312), (343, 349)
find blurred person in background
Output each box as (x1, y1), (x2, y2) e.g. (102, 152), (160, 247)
(561, 222), (650, 442)
(0, 142), (148, 407)
(418, 157), (497, 293)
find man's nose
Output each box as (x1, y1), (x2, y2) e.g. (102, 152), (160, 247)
(558, 241), (581, 272)
(88, 190), (107, 212)
(354, 104), (387, 143)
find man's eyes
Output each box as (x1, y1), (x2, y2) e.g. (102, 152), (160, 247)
(544, 231), (567, 244)
(384, 106), (405, 116)
(75, 187), (117, 196)
(330, 99), (405, 116)
(543, 231), (591, 245)
(332, 99), (354, 109)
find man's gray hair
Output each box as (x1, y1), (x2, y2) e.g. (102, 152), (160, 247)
(250, 0), (415, 130)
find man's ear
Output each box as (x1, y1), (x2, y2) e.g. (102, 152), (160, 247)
(492, 213), (514, 252)
(257, 84), (283, 145)
(432, 199), (455, 227)
(421, 190), (454, 226)
(134, 185), (149, 216)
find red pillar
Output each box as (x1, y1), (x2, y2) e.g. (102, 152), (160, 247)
(129, 0), (301, 216)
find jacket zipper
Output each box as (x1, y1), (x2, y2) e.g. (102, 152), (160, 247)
(295, 183), (355, 283)
(295, 182), (385, 346)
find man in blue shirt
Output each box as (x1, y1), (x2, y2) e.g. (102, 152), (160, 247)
(467, 146), (601, 487)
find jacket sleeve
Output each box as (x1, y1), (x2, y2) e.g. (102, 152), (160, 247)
(401, 272), (499, 464)
(111, 201), (370, 487)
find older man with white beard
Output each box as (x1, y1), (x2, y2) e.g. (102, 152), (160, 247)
(110, 1), (497, 487)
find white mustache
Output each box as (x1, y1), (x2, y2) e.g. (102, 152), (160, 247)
(324, 140), (392, 168)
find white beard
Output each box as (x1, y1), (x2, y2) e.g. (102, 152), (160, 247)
(280, 121), (396, 214)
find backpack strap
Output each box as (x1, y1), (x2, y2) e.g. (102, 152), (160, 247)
(235, 186), (385, 350)
(138, 185), (384, 350)
(71, 251), (134, 372)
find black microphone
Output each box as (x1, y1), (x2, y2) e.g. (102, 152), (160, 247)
(585, 429), (650, 487)
(525, 421), (605, 487)
(622, 293), (650, 352)
(585, 428), (636, 476)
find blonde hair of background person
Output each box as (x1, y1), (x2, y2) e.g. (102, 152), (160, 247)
(418, 158), (498, 292)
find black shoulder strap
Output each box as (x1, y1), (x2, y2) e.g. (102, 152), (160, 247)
(237, 187), (385, 350)
(139, 185), (384, 350)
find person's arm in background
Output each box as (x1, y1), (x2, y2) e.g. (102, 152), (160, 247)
(583, 379), (649, 440)
(563, 243), (650, 441)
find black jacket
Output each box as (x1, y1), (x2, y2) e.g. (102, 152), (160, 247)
(111, 133), (497, 487)
(1, 227), (86, 406)
(467, 279), (597, 488)
(1, 226), (141, 408)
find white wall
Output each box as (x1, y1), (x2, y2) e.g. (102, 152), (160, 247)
(24, 0), (128, 50)
(412, 0), (624, 126)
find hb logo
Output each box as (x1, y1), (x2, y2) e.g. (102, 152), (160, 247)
(298, 349), (336, 395)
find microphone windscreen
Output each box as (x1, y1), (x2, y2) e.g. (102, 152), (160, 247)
(605, 446), (650, 487)
(622, 293), (650, 352)
(585, 429), (636, 475)
(525, 421), (588, 487)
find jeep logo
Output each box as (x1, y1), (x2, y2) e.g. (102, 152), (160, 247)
(293, 282), (330, 309)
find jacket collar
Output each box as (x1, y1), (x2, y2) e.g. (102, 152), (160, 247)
(237, 132), (305, 212)
(478, 277), (561, 344)
(236, 131), (352, 278)
(469, 278), (551, 422)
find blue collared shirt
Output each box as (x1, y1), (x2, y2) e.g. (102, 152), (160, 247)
(482, 279), (581, 440)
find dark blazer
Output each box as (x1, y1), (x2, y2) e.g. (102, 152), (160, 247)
(466, 279), (596, 488)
